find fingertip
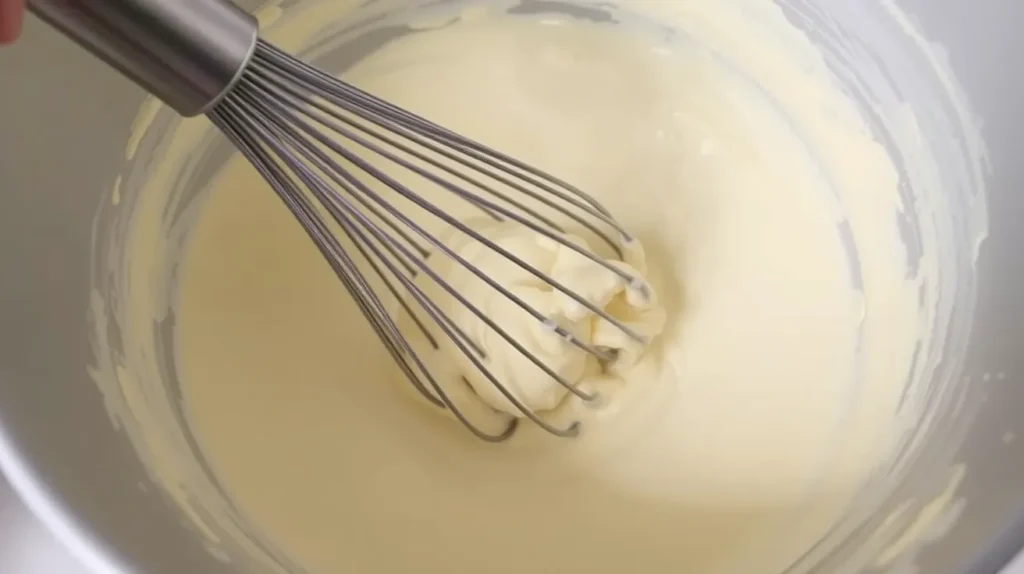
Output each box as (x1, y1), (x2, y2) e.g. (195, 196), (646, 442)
(0, 0), (25, 45)
(0, 31), (21, 46)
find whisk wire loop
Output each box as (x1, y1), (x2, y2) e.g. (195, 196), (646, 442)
(208, 40), (648, 441)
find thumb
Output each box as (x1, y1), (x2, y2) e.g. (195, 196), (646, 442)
(0, 0), (25, 45)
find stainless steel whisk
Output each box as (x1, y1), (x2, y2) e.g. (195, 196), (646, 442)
(30, 0), (649, 442)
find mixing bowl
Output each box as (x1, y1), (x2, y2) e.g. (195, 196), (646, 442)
(0, 0), (1021, 572)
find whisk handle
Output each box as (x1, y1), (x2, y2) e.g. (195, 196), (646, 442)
(28, 0), (258, 117)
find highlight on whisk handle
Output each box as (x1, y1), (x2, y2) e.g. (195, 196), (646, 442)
(28, 0), (259, 117)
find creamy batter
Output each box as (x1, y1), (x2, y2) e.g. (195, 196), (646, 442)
(89, 1), (987, 573)
(403, 218), (666, 424)
(176, 7), (914, 573)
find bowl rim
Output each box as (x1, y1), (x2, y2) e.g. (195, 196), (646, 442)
(0, 420), (132, 574)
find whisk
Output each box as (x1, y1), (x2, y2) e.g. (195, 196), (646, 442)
(30, 0), (655, 442)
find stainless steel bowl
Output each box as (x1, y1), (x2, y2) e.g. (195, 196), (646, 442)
(0, 0), (1022, 572)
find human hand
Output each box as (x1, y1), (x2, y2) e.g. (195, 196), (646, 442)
(0, 0), (25, 45)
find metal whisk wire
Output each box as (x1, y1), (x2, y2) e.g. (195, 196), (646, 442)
(208, 40), (646, 442)
(24, 0), (653, 442)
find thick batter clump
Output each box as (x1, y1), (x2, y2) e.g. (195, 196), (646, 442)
(107, 1), (956, 573)
(402, 217), (666, 430)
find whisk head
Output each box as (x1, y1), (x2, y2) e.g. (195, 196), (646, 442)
(207, 40), (659, 442)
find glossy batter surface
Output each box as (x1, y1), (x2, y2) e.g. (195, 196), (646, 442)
(171, 7), (927, 573)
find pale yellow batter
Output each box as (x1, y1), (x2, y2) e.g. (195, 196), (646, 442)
(172, 6), (921, 574)
(90, 0), (983, 573)
(403, 217), (666, 425)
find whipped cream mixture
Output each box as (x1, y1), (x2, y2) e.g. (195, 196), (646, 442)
(90, 1), (987, 573)
(177, 8), (918, 573)
(403, 216), (665, 425)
